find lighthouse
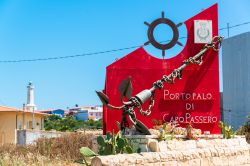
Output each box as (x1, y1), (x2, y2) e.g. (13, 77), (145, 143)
(25, 82), (37, 112)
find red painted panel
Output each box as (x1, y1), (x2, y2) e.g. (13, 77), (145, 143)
(103, 4), (220, 134)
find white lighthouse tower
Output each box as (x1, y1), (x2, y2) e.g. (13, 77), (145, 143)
(25, 82), (37, 112)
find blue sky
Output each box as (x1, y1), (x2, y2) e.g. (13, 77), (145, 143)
(0, 0), (249, 109)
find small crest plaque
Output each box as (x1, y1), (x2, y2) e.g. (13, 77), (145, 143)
(194, 20), (212, 43)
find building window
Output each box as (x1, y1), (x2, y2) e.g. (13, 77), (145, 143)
(17, 120), (22, 130)
(28, 121), (33, 129)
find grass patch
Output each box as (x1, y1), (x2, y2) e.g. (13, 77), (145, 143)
(0, 132), (96, 166)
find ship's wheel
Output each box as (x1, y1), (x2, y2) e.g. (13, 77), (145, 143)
(144, 12), (183, 58)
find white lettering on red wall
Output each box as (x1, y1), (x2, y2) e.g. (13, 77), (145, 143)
(163, 113), (218, 124)
(162, 90), (218, 124)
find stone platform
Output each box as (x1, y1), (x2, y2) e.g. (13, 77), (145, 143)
(91, 136), (250, 166)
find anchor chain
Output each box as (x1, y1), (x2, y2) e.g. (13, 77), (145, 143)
(131, 36), (223, 117)
(137, 91), (155, 116)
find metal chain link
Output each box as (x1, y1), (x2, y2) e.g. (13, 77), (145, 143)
(137, 91), (155, 116)
(153, 80), (164, 89)
(161, 75), (174, 84)
(204, 36), (223, 51)
(127, 107), (137, 125)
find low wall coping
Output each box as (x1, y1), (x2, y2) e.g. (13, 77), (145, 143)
(124, 135), (158, 139)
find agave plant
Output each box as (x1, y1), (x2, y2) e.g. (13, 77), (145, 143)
(219, 121), (234, 139)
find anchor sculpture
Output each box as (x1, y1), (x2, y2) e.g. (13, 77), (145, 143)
(96, 36), (223, 135)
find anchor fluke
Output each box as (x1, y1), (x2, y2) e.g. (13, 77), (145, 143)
(118, 77), (133, 100)
(96, 91), (109, 106)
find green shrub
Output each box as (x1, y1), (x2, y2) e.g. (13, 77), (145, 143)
(44, 115), (102, 131)
(219, 121), (234, 139)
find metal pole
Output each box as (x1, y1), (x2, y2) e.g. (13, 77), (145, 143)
(32, 107), (34, 130)
(23, 103), (25, 129)
(16, 111), (18, 129)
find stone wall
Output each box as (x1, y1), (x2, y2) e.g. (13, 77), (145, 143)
(91, 137), (250, 166)
(16, 129), (63, 145)
(17, 129), (102, 146)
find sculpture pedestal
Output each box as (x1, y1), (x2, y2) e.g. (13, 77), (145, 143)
(124, 135), (158, 152)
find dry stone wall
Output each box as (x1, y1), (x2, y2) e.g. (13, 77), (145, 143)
(91, 137), (250, 166)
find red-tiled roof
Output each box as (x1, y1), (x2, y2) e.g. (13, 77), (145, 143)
(0, 106), (19, 112)
(0, 105), (48, 116)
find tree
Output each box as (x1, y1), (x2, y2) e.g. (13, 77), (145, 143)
(44, 115), (102, 131)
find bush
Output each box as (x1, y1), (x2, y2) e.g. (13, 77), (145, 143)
(44, 115), (102, 131)
(219, 121), (234, 139)
(0, 132), (95, 165)
(236, 125), (249, 135)
(236, 114), (250, 143)
(33, 133), (94, 160)
(236, 114), (250, 135)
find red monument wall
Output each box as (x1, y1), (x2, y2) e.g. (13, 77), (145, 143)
(103, 4), (220, 134)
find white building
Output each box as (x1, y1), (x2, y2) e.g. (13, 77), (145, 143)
(69, 105), (103, 120)
(84, 106), (103, 120)
(24, 82), (37, 112)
